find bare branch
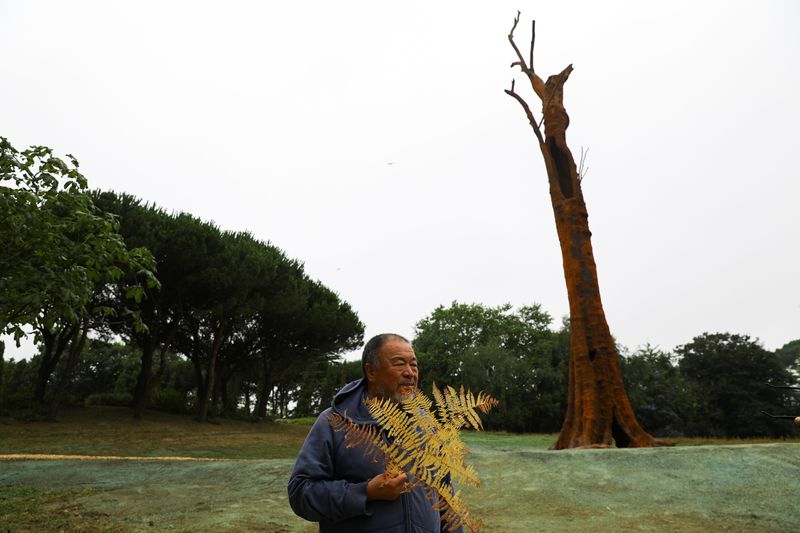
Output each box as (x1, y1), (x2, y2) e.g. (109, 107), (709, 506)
(761, 410), (797, 419)
(767, 384), (800, 390)
(511, 10), (520, 33)
(578, 147), (589, 182)
(508, 11), (529, 72)
(504, 86), (544, 145)
(508, 13), (545, 98)
(529, 20), (535, 72)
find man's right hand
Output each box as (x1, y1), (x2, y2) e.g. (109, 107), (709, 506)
(366, 472), (408, 501)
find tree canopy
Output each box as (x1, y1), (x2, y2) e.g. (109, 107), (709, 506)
(2, 138), (363, 420)
(676, 333), (796, 438)
(0, 138), (157, 416)
(413, 302), (568, 432)
(92, 190), (364, 420)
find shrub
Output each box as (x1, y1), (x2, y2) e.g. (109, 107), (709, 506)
(84, 392), (133, 407)
(148, 390), (188, 414)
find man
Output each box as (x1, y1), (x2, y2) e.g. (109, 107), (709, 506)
(288, 333), (457, 532)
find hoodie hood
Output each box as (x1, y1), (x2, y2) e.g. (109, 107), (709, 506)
(331, 378), (375, 425)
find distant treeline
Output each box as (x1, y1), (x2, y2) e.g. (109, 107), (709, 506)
(412, 303), (800, 439)
(2, 138), (798, 438)
(3, 301), (798, 439)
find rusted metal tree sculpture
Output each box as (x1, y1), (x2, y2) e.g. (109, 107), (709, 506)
(505, 13), (664, 449)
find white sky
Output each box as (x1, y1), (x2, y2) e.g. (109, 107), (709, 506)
(2, 0), (798, 362)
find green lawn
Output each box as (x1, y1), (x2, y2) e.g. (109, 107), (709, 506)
(0, 406), (309, 460)
(2, 407), (799, 532)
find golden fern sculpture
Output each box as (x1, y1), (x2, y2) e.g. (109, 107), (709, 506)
(328, 383), (499, 532)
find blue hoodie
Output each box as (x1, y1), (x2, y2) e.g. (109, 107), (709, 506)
(288, 378), (461, 533)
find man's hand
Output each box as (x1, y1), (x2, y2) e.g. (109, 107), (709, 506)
(366, 472), (408, 501)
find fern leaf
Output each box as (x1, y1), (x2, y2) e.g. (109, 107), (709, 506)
(328, 385), (498, 533)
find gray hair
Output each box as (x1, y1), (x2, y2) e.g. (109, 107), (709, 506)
(361, 333), (410, 377)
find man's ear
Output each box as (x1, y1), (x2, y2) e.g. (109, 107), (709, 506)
(365, 362), (376, 381)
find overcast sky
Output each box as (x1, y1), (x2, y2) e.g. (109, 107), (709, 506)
(2, 0), (798, 362)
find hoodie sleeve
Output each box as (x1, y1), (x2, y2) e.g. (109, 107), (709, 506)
(287, 411), (371, 523)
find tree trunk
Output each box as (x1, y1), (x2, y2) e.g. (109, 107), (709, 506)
(150, 321), (178, 395)
(506, 15), (663, 449)
(243, 383), (251, 415)
(211, 366), (223, 413)
(198, 318), (226, 422)
(0, 338), (5, 412)
(49, 321), (88, 418)
(132, 340), (156, 419)
(255, 355), (272, 419)
(34, 325), (73, 405)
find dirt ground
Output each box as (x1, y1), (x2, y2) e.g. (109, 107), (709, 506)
(2, 443), (799, 532)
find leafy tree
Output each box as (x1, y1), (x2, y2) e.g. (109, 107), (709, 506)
(676, 333), (798, 438)
(253, 277), (363, 419)
(293, 359), (362, 417)
(178, 229), (302, 421)
(0, 138), (157, 416)
(413, 302), (567, 432)
(774, 339), (800, 371)
(91, 192), (204, 418)
(619, 345), (690, 437)
(163, 225), (363, 421)
(53, 338), (137, 402)
(0, 357), (38, 412)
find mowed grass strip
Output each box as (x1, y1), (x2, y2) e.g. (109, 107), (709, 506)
(0, 406), (310, 460)
(3, 406), (797, 461)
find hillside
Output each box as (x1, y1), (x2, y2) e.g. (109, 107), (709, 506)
(1, 408), (798, 532)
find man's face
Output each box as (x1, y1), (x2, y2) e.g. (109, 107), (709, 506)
(366, 339), (419, 403)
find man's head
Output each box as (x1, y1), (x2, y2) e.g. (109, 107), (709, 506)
(362, 333), (418, 403)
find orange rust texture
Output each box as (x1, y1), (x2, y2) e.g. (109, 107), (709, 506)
(535, 72), (659, 450)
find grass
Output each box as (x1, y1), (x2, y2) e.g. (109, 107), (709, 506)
(2, 407), (799, 532)
(462, 430), (557, 449)
(0, 485), (123, 533)
(0, 405), (309, 460)
(4, 407), (796, 459)
(462, 430), (800, 450)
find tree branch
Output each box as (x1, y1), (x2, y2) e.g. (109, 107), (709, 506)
(508, 12), (545, 98)
(529, 20), (535, 73)
(508, 11), (529, 71)
(504, 84), (544, 145)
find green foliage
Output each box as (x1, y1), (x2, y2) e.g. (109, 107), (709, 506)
(0, 138), (157, 341)
(619, 345), (690, 437)
(1, 138), (160, 418)
(676, 333), (798, 438)
(148, 389), (189, 414)
(92, 191), (363, 420)
(774, 339), (800, 370)
(0, 356), (37, 413)
(413, 302), (567, 432)
(293, 359), (362, 417)
(84, 392), (134, 407)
